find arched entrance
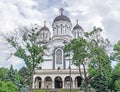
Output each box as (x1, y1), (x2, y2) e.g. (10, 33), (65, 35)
(75, 76), (82, 88)
(34, 77), (42, 89)
(44, 76), (52, 88)
(55, 76), (63, 88)
(64, 76), (73, 88)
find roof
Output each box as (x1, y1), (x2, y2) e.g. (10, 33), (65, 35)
(40, 26), (49, 31)
(40, 21), (49, 31)
(53, 8), (71, 23)
(73, 24), (83, 30)
(53, 15), (71, 23)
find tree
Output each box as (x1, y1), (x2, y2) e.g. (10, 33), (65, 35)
(0, 67), (8, 81)
(64, 27), (111, 92)
(109, 63), (120, 91)
(110, 40), (120, 91)
(64, 36), (90, 92)
(6, 65), (16, 83)
(86, 27), (112, 91)
(18, 66), (30, 87)
(111, 40), (120, 62)
(0, 81), (18, 92)
(3, 24), (46, 92)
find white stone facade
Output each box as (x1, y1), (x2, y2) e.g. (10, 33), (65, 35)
(33, 8), (84, 89)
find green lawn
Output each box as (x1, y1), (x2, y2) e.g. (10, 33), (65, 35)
(33, 89), (83, 92)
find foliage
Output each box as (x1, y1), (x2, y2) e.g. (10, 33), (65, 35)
(109, 40), (120, 91)
(4, 24), (46, 91)
(86, 27), (112, 91)
(110, 40), (120, 62)
(5, 65), (16, 83)
(0, 67), (8, 81)
(64, 27), (112, 92)
(86, 27), (111, 76)
(109, 63), (120, 91)
(64, 33), (90, 92)
(0, 81), (18, 92)
(114, 79), (120, 90)
(90, 75), (109, 92)
(18, 66), (31, 87)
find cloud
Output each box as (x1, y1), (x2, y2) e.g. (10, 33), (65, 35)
(0, 0), (120, 69)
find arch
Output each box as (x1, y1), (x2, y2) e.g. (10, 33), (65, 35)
(34, 77), (42, 89)
(44, 76), (52, 88)
(74, 76), (82, 88)
(54, 76), (63, 88)
(64, 76), (73, 88)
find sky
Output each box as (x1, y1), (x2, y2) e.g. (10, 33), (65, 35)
(0, 0), (120, 69)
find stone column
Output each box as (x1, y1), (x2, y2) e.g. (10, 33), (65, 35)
(41, 81), (44, 88)
(72, 80), (75, 88)
(52, 81), (54, 89)
(33, 81), (35, 89)
(62, 81), (64, 88)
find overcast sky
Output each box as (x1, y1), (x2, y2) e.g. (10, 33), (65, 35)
(0, 0), (120, 69)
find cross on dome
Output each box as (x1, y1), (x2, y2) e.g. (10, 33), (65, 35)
(60, 8), (64, 15)
(76, 19), (79, 24)
(44, 21), (46, 26)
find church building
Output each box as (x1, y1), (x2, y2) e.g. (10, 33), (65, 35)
(33, 8), (84, 89)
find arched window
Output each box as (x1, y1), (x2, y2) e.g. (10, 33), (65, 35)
(64, 76), (73, 88)
(44, 76), (52, 88)
(34, 77), (42, 89)
(56, 49), (62, 64)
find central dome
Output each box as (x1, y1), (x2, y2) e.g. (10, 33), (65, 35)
(53, 8), (71, 23)
(53, 15), (71, 23)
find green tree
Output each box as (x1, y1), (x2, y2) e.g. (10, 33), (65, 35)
(6, 65), (16, 83)
(0, 67), (8, 81)
(64, 36), (90, 92)
(86, 27), (111, 91)
(64, 27), (111, 92)
(0, 81), (18, 92)
(111, 40), (120, 62)
(109, 63), (120, 91)
(4, 24), (45, 92)
(18, 66), (30, 87)
(110, 40), (120, 91)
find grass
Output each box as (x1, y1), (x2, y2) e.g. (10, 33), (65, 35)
(33, 90), (47, 92)
(33, 89), (83, 92)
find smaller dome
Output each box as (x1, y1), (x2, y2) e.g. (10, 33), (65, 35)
(40, 21), (49, 31)
(73, 19), (83, 30)
(40, 26), (49, 31)
(73, 24), (83, 30)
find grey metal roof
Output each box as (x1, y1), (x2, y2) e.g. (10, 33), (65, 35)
(53, 15), (71, 23)
(40, 26), (49, 31)
(73, 24), (83, 30)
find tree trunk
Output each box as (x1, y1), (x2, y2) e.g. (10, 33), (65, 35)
(85, 82), (89, 92)
(29, 71), (33, 92)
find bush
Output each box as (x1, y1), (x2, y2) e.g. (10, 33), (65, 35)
(0, 81), (18, 92)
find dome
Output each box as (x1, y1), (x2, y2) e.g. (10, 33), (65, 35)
(73, 24), (83, 30)
(73, 19), (83, 30)
(40, 21), (49, 31)
(53, 15), (71, 23)
(53, 8), (71, 23)
(40, 26), (49, 31)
